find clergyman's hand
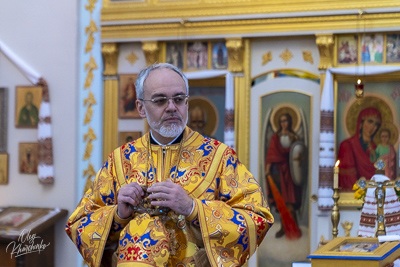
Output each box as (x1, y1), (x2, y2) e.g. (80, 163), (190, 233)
(117, 182), (145, 219)
(147, 179), (193, 216)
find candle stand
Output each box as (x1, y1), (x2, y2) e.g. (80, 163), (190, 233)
(331, 187), (340, 239)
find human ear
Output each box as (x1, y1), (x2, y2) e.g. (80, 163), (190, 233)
(136, 100), (147, 118)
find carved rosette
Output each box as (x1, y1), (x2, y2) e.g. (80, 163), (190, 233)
(316, 34), (334, 71)
(142, 41), (159, 66)
(101, 43), (119, 76)
(226, 38), (243, 73)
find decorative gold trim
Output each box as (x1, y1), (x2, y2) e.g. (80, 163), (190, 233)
(251, 68), (320, 82)
(101, 0), (400, 21)
(226, 37), (243, 73)
(102, 79), (119, 161)
(82, 0), (99, 189)
(341, 221), (353, 237)
(101, 42), (119, 161)
(102, 43), (118, 76)
(338, 192), (363, 208)
(302, 50), (314, 64)
(126, 51), (138, 65)
(316, 33), (334, 71)
(279, 48), (293, 65)
(234, 39), (251, 167)
(142, 41), (159, 66)
(101, 13), (400, 41)
(262, 51), (272, 66)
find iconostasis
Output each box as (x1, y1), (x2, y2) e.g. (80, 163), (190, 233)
(98, 1), (400, 266)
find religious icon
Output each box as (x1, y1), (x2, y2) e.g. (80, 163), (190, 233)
(15, 86), (42, 128)
(187, 96), (219, 140)
(19, 143), (39, 174)
(0, 207), (50, 230)
(211, 42), (228, 69)
(186, 41), (208, 70)
(166, 42), (184, 69)
(119, 74), (140, 118)
(336, 35), (358, 65)
(374, 126), (397, 179)
(337, 242), (379, 253)
(386, 34), (400, 63)
(0, 88), (7, 152)
(0, 153), (8, 185)
(360, 34), (384, 64)
(118, 131), (142, 147)
(263, 103), (308, 240)
(336, 87), (399, 191)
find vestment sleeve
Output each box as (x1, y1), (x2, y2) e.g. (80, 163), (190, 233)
(193, 145), (274, 266)
(65, 154), (122, 267)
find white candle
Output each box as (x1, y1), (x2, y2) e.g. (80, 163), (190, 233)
(334, 160), (340, 189)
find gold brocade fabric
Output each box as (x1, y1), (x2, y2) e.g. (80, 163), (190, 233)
(65, 127), (274, 267)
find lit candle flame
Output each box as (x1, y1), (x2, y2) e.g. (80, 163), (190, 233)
(335, 160), (340, 167)
(357, 79), (362, 85)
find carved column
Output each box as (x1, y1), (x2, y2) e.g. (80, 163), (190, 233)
(102, 43), (119, 161)
(316, 34), (334, 91)
(226, 38), (249, 167)
(226, 38), (244, 73)
(142, 41), (159, 66)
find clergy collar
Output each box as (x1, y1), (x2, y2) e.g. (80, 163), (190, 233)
(149, 130), (184, 146)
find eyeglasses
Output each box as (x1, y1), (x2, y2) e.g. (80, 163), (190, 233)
(139, 95), (189, 108)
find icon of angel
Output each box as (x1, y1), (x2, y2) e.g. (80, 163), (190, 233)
(262, 104), (308, 240)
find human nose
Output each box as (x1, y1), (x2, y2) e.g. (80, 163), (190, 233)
(165, 98), (177, 110)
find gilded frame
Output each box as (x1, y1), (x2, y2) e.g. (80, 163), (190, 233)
(335, 34), (359, 66)
(309, 237), (400, 261)
(386, 33), (400, 64)
(360, 33), (384, 64)
(15, 86), (42, 128)
(0, 206), (50, 231)
(19, 142), (39, 174)
(118, 74), (140, 119)
(335, 77), (400, 208)
(0, 88), (7, 152)
(0, 153), (8, 185)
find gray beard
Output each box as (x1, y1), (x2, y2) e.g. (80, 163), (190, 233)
(158, 123), (185, 138)
(145, 109), (187, 138)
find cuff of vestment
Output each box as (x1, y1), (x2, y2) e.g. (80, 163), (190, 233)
(186, 198), (199, 221)
(114, 209), (132, 224)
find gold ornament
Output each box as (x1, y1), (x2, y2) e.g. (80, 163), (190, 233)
(279, 48), (293, 65)
(84, 127), (97, 142)
(126, 51), (138, 65)
(302, 51), (313, 64)
(262, 51), (272, 65)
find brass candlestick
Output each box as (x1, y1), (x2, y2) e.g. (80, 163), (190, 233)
(331, 188), (340, 238)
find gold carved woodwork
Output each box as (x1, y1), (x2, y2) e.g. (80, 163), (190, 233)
(103, 79), (119, 161)
(315, 34), (334, 71)
(142, 41), (159, 66)
(82, 0), (99, 189)
(101, 44), (119, 161)
(234, 39), (251, 167)
(302, 51), (314, 64)
(101, 43), (119, 76)
(126, 51), (139, 65)
(262, 52), (272, 66)
(226, 38), (244, 73)
(101, 0), (400, 22)
(341, 221), (353, 237)
(279, 48), (293, 65)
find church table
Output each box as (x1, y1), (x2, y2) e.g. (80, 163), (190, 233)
(0, 206), (68, 267)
